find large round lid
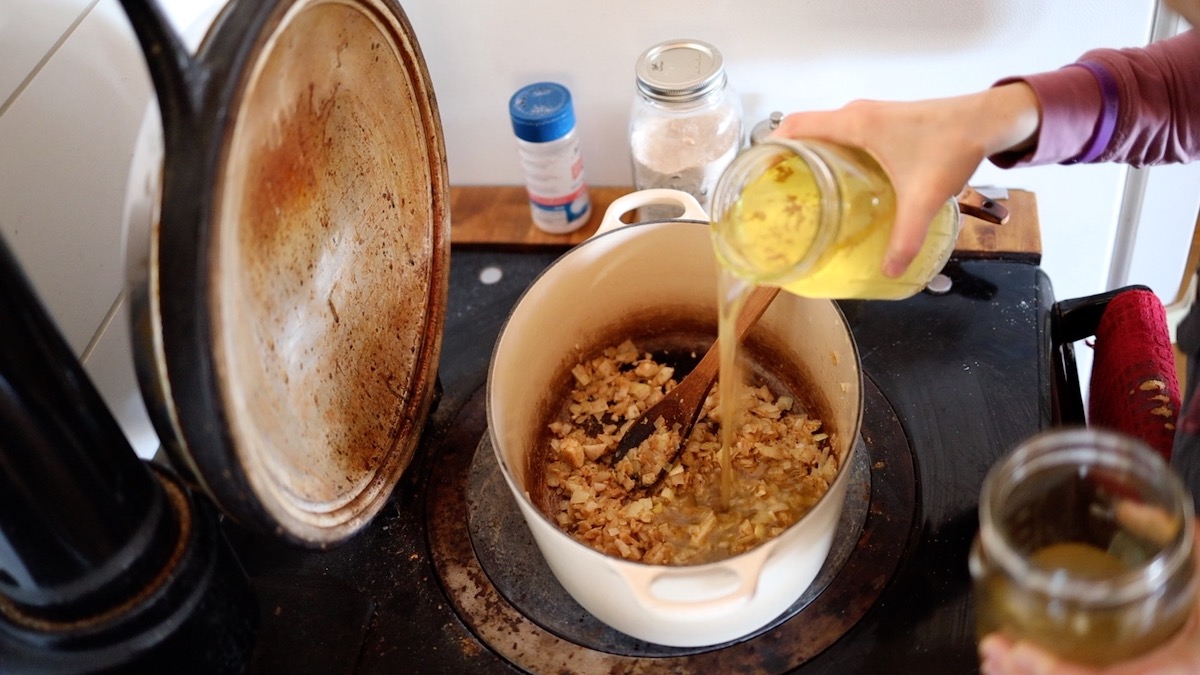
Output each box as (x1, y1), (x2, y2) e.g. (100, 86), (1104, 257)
(136, 0), (449, 546)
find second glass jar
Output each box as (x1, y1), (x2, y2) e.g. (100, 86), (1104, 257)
(629, 39), (743, 217)
(969, 428), (1196, 667)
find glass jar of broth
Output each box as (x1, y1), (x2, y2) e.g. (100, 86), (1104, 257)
(969, 428), (1197, 668)
(708, 138), (959, 300)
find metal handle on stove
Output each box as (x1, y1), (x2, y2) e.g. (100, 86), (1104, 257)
(595, 189), (708, 237)
(616, 543), (770, 618)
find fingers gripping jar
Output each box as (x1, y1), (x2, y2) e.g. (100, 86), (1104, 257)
(630, 39), (743, 217)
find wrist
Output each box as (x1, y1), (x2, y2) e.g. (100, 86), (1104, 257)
(976, 82), (1042, 157)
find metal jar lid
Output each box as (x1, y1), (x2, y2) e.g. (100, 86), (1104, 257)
(635, 39), (727, 103)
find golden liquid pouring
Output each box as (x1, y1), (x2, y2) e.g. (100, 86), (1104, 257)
(708, 141), (966, 511)
(709, 144), (951, 509)
(716, 268), (754, 508)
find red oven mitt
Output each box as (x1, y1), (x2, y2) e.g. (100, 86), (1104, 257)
(1088, 289), (1180, 462)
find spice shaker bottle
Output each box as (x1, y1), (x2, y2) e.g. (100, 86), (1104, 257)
(629, 39), (743, 218)
(709, 137), (962, 300)
(509, 82), (591, 234)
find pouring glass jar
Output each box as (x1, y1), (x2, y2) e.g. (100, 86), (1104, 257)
(708, 137), (961, 300)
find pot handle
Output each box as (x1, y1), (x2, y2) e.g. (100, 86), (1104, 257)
(956, 187), (1009, 225)
(595, 189), (709, 237)
(615, 544), (771, 619)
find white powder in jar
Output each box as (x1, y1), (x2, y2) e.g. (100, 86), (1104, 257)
(630, 109), (741, 219)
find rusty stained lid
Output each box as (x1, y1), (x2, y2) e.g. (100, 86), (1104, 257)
(157, 0), (449, 546)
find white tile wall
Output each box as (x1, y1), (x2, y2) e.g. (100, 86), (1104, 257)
(0, 0), (151, 355)
(0, 0), (155, 455)
(0, 0), (94, 106)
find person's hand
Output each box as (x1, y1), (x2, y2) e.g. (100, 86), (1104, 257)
(978, 525), (1200, 675)
(772, 83), (1040, 277)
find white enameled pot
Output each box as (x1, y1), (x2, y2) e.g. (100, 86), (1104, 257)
(486, 189), (863, 647)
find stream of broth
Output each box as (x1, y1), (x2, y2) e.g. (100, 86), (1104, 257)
(716, 268), (756, 509)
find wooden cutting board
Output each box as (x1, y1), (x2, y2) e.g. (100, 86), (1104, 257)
(449, 186), (1042, 262)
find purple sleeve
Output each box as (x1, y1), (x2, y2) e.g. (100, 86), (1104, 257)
(989, 29), (1200, 168)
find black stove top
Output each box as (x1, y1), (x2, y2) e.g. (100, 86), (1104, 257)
(224, 248), (1057, 674)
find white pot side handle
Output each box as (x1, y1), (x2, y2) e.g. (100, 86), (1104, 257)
(615, 544), (771, 620)
(594, 189), (709, 238)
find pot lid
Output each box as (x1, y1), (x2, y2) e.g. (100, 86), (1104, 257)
(133, 0), (449, 546)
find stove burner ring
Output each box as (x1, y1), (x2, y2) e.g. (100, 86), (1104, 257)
(467, 426), (872, 655)
(427, 377), (916, 672)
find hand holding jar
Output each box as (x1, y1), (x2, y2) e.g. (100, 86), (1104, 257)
(772, 84), (1040, 278)
(977, 548), (1200, 675)
(970, 429), (1199, 675)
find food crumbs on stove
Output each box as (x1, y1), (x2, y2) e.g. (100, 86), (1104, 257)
(274, 606), (282, 616)
(874, 461), (886, 470)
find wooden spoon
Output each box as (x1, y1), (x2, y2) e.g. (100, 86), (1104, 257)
(611, 285), (781, 485)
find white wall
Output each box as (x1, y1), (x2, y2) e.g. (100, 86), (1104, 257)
(402, 0), (1196, 307)
(0, 0), (160, 455)
(404, 0), (1200, 407)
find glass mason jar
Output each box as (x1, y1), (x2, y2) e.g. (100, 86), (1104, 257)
(629, 39), (743, 218)
(969, 428), (1197, 667)
(709, 138), (960, 300)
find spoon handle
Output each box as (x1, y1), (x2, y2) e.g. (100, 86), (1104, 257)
(682, 284), (781, 409)
(729, 285), (781, 352)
